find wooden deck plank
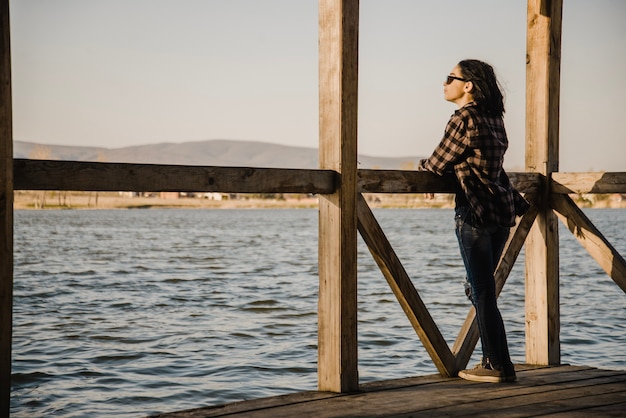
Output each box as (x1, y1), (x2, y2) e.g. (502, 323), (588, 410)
(153, 365), (626, 417)
(428, 374), (626, 417)
(516, 389), (626, 417)
(543, 402), (626, 417)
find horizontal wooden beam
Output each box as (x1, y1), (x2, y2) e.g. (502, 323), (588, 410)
(358, 169), (543, 194)
(358, 169), (458, 193)
(19, 159), (620, 196)
(13, 159), (337, 194)
(551, 172), (626, 194)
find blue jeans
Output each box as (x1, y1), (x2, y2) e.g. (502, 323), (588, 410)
(455, 206), (513, 370)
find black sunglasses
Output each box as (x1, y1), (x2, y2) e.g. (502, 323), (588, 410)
(445, 75), (468, 84)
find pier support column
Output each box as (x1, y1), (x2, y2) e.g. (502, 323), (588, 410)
(0, 0), (13, 413)
(318, 0), (359, 392)
(524, 0), (562, 365)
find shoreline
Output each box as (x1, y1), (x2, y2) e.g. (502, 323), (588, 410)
(13, 191), (320, 210)
(13, 191), (455, 210)
(13, 190), (625, 210)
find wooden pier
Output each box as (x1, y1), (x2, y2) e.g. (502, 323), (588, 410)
(155, 365), (626, 417)
(1, 0), (626, 416)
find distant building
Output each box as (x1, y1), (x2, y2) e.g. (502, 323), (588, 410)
(199, 192), (223, 200)
(160, 192), (179, 200)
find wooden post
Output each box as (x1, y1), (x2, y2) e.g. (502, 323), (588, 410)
(525, 0), (562, 365)
(0, 0), (13, 413)
(318, 0), (359, 392)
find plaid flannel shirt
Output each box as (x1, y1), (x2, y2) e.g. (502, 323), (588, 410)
(418, 102), (527, 227)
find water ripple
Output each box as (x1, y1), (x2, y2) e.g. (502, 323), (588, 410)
(11, 208), (626, 417)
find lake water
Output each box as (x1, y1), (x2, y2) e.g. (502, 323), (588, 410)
(10, 208), (626, 417)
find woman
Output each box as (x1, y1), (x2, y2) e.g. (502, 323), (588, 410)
(418, 59), (529, 383)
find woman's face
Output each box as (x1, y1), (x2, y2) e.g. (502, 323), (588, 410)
(443, 65), (471, 105)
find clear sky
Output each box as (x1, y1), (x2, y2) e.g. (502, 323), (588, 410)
(8, 0), (626, 171)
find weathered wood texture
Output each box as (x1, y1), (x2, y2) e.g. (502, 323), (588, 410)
(552, 171), (626, 194)
(356, 193), (456, 376)
(358, 169), (459, 194)
(0, 0), (12, 415)
(154, 365), (626, 417)
(525, 0), (563, 366)
(13, 159), (571, 195)
(317, 0), (359, 393)
(552, 193), (626, 293)
(358, 170), (543, 194)
(13, 159), (336, 194)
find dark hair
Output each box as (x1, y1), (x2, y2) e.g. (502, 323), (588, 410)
(457, 59), (505, 117)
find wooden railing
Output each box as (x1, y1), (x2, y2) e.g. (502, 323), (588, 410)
(14, 159), (545, 195)
(12, 159), (626, 378)
(13, 159), (337, 194)
(13, 159), (626, 196)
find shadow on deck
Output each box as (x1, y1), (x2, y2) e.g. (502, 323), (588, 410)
(153, 365), (626, 417)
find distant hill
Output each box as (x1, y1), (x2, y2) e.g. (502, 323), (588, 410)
(13, 139), (424, 170)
